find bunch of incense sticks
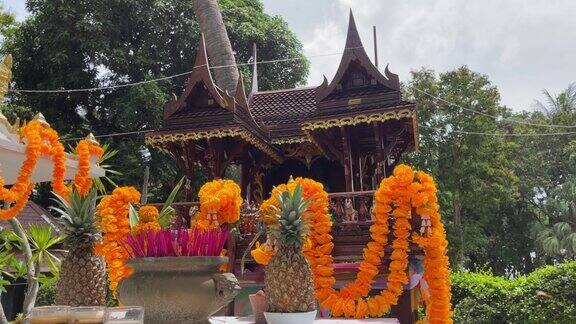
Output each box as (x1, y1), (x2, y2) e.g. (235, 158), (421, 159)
(124, 228), (229, 258)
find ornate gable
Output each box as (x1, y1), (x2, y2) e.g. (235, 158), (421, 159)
(164, 34), (230, 120)
(315, 11), (401, 108)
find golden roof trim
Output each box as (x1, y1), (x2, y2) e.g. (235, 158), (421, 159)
(145, 127), (282, 163)
(302, 108), (414, 131)
(271, 136), (310, 145)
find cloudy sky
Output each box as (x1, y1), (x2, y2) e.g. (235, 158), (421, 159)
(3, 0), (576, 111)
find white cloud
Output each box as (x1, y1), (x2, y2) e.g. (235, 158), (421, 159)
(294, 0), (576, 111)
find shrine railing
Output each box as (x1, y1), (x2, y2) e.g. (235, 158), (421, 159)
(151, 189), (422, 264)
(329, 190), (376, 224)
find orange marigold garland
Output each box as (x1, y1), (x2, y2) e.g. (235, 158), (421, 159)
(0, 120), (69, 219)
(95, 187), (141, 293)
(0, 120), (103, 220)
(73, 138), (104, 196)
(411, 171), (453, 323)
(253, 166), (452, 322)
(193, 179), (242, 229)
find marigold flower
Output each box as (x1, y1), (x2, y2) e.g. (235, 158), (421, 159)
(138, 205), (160, 223)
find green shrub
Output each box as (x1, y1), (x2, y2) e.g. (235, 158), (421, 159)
(36, 282), (56, 306)
(451, 261), (576, 324)
(507, 262), (576, 324)
(451, 272), (511, 323)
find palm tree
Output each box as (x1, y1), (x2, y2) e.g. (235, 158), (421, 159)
(534, 83), (576, 114)
(536, 179), (576, 260)
(191, 0), (239, 94)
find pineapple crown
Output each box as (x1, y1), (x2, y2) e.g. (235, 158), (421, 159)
(51, 188), (101, 251)
(270, 184), (310, 247)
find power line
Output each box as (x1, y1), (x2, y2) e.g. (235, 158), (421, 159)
(8, 47), (363, 94)
(57, 122), (576, 144)
(61, 129), (157, 142)
(419, 125), (576, 137)
(7, 45), (576, 131)
(413, 88), (576, 129)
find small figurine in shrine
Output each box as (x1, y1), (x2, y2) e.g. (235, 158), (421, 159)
(344, 198), (358, 222)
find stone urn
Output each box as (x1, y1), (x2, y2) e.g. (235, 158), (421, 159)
(117, 256), (241, 324)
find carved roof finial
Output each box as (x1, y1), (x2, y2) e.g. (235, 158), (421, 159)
(85, 132), (99, 145)
(195, 33), (210, 70)
(235, 70), (250, 110)
(345, 10), (363, 51)
(33, 112), (50, 127)
(315, 10), (401, 101)
(250, 43), (258, 96)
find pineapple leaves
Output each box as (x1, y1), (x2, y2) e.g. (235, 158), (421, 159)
(274, 184), (310, 246)
(50, 189), (100, 249)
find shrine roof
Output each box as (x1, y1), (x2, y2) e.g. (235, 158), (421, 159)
(249, 86), (317, 140)
(250, 86), (317, 125)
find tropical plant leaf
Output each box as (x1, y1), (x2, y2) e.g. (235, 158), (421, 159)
(157, 176), (185, 228)
(128, 203), (139, 228)
(240, 228), (264, 276)
(158, 206), (175, 228)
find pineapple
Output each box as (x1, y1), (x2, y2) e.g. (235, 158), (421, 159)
(53, 189), (107, 306)
(265, 185), (317, 313)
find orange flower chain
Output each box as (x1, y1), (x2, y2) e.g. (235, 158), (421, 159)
(252, 166), (452, 322)
(0, 120), (103, 220)
(73, 139), (104, 196)
(95, 187), (141, 293)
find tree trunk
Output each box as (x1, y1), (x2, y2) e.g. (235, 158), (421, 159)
(8, 217), (37, 324)
(453, 198), (464, 270)
(191, 0), (239, 95)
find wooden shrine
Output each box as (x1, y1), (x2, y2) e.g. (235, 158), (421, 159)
(146, 11), (419, 323)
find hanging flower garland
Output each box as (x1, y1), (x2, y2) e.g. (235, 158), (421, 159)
(95, 187), (141, 293)
(73, 138), (104, 196)
(0, 120), (67, 219)
(192, 179), (242, 229)
(411, 171), (452, 323)
(0, 121), (42, 220)
(252, 166), (452, 322)
(0, 120), (103, 220)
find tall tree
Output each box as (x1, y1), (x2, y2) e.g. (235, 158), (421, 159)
(520, 83), (576, 262)
(2, 0), (308, 201)
(404, 67), (518, 272)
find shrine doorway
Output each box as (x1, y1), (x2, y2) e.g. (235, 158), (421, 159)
(263, 157), (345, 194)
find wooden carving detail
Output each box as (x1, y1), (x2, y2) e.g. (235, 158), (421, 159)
(344, 198), (358, 222)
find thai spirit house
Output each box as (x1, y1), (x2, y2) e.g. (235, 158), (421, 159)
(146, 12), (419, 323)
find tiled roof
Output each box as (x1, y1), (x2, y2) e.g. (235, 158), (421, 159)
(0, 202), (51, 230)
(250, 87), (317, 126)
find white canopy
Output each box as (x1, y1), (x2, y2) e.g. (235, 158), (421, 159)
(0, 120), (105, 185)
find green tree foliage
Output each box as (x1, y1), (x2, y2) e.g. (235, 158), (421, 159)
(405, 66), (576, 273)
(1, 0), (308, 200)
(520, 83), (576, 261)
(404, 67), (519, 272)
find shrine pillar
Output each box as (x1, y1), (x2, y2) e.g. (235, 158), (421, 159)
(341, 126), (353, 192)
